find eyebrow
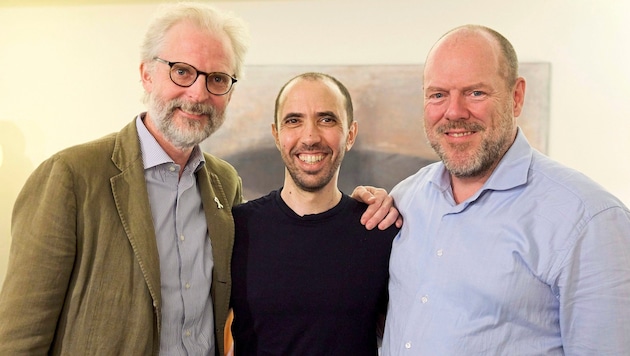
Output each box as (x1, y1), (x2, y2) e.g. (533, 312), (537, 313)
(316, 111), (338, 118)
(282, 110), (338, 120)
(462, 82), (490, 92)
(282, 112), (304, 121)
(425, 82), (490, 93)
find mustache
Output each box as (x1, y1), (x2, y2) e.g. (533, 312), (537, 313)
(290, 143), (332, 155)
(436, 121), (485, 134)
(167, 98), (216, 117)
(298, 143), (331, 152)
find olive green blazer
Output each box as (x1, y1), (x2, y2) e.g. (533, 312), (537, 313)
(0, 119), (242, 355)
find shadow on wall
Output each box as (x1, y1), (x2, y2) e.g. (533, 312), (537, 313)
(0, 121), (33, 284)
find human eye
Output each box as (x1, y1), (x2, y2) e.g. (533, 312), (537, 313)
(318, 112), (340, 125)
(471, 90), (485, 97)
(209, 73), (228, 84)
(426, 91), (445, 101)
(282, 116), (301, 126)
(172, 64), (194, 78)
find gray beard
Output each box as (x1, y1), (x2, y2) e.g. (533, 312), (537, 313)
(427, 102), (515, 179)
(433, 133), (508, 178)
(147, 94), (226, 150)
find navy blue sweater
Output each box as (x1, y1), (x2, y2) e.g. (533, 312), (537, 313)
(231, 190), (399, 355)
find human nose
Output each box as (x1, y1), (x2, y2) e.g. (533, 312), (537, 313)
(301, 119), (322, 144)
(444, 94), (469, 120)
(186, 73), (212, 102)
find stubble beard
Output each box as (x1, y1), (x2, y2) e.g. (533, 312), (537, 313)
(283, 143), (344, 193)
(147, 93), (226, 150)
(427, 103), (515, 179)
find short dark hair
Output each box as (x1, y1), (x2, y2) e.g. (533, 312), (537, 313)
(274, 72), (354, 126)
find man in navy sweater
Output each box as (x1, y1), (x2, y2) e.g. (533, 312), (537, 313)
(230, 72), (400, 355)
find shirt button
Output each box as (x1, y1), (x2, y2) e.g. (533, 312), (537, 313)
(180, 235), (185, 241)
(421, 295), (429, 304)
(169, 166), (176, 172)
(436, 249), (443, 256)
(185, 283), (191, 289)
(405, 342), (412, 349)
(185, 330), (191, 337)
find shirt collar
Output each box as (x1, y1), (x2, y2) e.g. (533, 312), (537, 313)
(483, 128), (532, 191)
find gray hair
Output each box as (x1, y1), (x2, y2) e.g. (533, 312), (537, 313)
(140, 1), (250, 79)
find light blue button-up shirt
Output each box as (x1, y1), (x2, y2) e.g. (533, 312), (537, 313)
(382, 129), (630, 355)
(136, 116), (215, 356)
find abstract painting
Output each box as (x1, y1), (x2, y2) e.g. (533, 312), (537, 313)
(202, 63), (550, 200)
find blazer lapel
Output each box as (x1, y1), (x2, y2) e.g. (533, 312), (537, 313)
(110, 120), (162, 325)
(197, 167), (233, 283)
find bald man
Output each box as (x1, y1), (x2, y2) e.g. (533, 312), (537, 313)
(382, 25), (630, 355)
(230, 72), (400, 355)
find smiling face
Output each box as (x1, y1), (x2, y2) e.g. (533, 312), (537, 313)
(423, 28), (525, 179)
(140, 21), (235, 150)
(272, 77), (357, 193)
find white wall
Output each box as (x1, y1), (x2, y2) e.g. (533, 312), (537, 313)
(1, 0), (629, 283)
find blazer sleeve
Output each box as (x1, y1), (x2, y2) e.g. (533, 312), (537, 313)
(0, 155), (78, 354)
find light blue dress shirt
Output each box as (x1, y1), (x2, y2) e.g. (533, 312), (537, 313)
(136, 116), (215, 356)
(382, 129), (630, 355)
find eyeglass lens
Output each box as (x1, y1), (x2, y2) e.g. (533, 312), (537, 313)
(169, 62), (233, 95)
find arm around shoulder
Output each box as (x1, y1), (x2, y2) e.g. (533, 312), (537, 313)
(350, 185), (403, 230)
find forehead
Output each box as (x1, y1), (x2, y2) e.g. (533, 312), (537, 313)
(424, 30), (502, 87)
(161, 21), (234, 72)
(280, 78), (345, 113)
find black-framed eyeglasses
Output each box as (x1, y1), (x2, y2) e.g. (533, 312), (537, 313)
(153, 57), (237, 96)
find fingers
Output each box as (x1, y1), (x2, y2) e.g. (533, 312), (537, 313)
(353, 186), (401, 230)
(362, 201), (384, 230)
(351, 185), (377, 205)
(362, 188), (393, 230)
(377, 206), (403, 230)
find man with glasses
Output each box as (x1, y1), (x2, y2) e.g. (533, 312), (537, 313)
(153, 57), (239, 97)
(0, 3), (399, 355)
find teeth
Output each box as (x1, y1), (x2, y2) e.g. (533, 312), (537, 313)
(450, 132), (472, 138)
(299, 154), (324, 164)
